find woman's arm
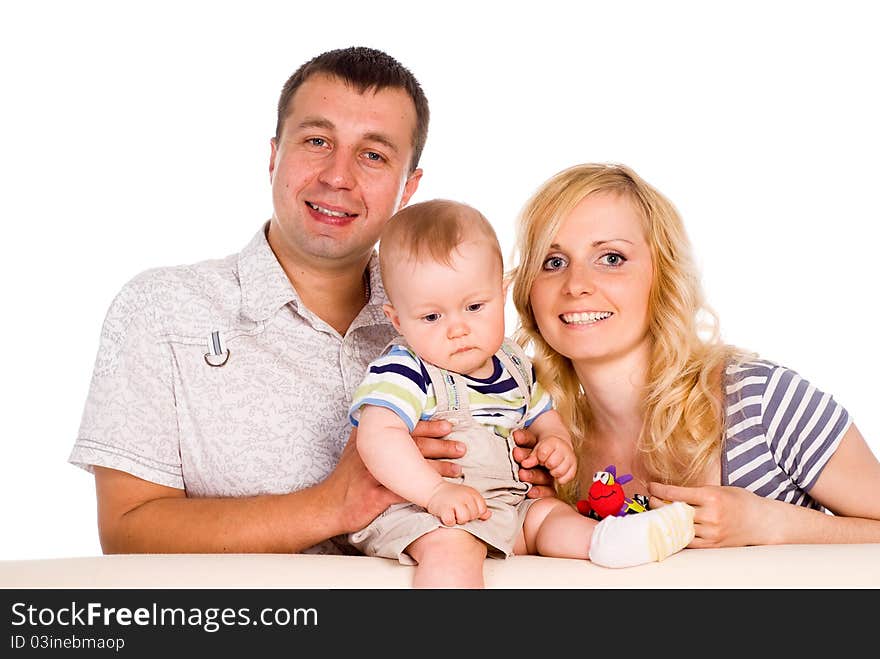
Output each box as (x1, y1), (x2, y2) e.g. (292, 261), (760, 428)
(649, 424), (880, 547)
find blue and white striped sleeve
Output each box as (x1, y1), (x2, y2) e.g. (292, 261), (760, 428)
(349, 345), (429, 432)
(761, 365), (852, 492)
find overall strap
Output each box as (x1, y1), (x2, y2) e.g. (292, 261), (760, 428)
(496, 338), (533, 404)
(385, 335), (462, 414)
(421, 359), (461, 414)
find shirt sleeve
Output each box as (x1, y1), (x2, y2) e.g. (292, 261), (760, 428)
(68, 276), (184, 489)
(349, 345), (430, 432)
(522, 363), (553, 428)
(761, 364), (852, 492)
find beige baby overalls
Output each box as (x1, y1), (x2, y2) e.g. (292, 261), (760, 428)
(349, 338), (538, 565)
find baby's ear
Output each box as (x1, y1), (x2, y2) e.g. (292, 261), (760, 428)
(382, 303), (402, 332)
(501, 271), (513, 298)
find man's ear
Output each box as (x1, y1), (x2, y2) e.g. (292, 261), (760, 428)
(269, 138), (278, 183)
(382, 303), (402, 332)
(397, 168), (423, 210)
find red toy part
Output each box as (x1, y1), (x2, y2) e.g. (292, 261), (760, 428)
(576, 465), (634, 520)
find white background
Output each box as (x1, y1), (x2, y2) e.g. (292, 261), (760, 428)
(2, 1), (877, 561)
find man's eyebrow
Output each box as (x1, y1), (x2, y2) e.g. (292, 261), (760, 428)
(294, 118), (399, 154)
(363, 132), (399, 154)
(548, 239), (634, 249)
(296, 117), (335, 131)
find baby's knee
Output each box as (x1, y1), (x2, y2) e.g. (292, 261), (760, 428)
(406, 528), (487, 565)
(525, 496), (571, 527)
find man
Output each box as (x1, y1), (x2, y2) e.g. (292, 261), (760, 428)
(69, 47), (551, 555)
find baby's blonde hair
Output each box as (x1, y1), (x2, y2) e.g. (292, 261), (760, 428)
(380, 199), (502, 301)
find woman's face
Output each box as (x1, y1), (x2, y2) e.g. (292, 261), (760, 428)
(528, 191), (654, 368)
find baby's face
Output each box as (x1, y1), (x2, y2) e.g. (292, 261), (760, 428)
(383, 240), (506, 378)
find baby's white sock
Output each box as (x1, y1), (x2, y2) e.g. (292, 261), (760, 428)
(588, 501), (695, 568)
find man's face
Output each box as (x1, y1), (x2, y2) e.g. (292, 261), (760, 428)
(267, 73), (422, 269)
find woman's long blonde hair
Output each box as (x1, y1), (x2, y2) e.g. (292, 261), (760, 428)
(510, 164), (748, 501)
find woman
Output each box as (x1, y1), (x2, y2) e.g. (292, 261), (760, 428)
(510, 163), (880, 547)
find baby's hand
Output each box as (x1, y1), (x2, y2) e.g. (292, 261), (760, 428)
(520, 435), (577, 484)
(426, 482), (491, 526)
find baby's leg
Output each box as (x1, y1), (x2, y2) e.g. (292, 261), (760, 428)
(588, 501), (695, 568)
(518, 498), (695, 567)
(516, 497), (594, 558)
(406, 527), (489, 588)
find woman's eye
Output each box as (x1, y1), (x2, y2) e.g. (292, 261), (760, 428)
(599, 252), (626, 266)
(466, 303), (484, 312)
(542, 256), (567, 271)
(423, 313), (441, 323)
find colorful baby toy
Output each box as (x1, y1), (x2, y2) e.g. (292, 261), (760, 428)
(576, 464), (648, 520)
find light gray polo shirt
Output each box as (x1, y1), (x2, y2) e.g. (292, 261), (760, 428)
(69, 222), (397, 553)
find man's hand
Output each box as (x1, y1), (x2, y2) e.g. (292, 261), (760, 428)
(411, 419), (462, 478)
(426, 481), (491, 527)
(511, 428), (557, 498)
(333, 419), (462, 533)
(648, 482), (774, 548)
(329, 428), (407, 534)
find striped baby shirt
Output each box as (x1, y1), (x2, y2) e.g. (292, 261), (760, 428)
(349, 342), (553, 438)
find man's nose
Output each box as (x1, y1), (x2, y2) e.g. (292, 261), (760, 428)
(318, 150), (356, 190)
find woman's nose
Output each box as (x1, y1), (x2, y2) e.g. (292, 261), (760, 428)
(562, 263), (595, 296)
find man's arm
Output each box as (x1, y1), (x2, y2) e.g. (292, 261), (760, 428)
(94, 419), (460, 554)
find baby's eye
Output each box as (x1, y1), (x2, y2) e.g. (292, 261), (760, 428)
(422, 313), (441, 323)
(542, 255), (568, 271)
(598, 252), (626, 267)
(466, 303), (484, 312)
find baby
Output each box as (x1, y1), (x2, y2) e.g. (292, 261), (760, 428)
(348, 199), (694, 588)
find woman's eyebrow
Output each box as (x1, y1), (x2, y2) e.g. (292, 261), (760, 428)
(548, 238), (634, 249)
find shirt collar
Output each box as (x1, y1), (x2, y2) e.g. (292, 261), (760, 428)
(238, 221), (390, 324)
(238, 222), (299, 322)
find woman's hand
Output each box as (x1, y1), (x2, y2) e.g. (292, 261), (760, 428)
(648, 482), (777, 548)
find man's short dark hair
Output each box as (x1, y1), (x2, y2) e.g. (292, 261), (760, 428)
(276, 46), (430, 173)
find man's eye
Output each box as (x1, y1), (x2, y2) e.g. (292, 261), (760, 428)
(466, 303), (484, 312)
(423, 313), (441, 323)
(364, 151), (384, 162)
(307, 137), (327, 147)
(542, 256), (567, 271)
(599, 252), (626, 266)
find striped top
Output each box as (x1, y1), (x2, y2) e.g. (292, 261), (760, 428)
(349, 343), (553, 438)
(723, 359), (851, 510)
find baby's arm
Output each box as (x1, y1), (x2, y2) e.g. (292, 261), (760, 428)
(356, 405), (490, 526)
(518, 409), (577, 485)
